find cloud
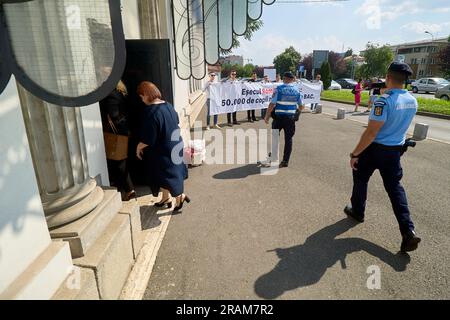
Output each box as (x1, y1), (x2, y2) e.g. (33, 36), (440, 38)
(402, 21), (450, 34)
(234, 34), (349, 65)
(355, 0), (423, 29)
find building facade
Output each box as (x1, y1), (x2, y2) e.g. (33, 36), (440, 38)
(390, 36), (449, 79)
(0, 0), (207, 299)
(220, 55), (245, 66)
(0, 0), (273, 299)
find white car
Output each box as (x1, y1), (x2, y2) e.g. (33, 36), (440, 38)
(329, 80), (342, 90)
(411, 78), (450, 93)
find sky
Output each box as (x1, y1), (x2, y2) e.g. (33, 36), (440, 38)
(233, 0), (450, 66)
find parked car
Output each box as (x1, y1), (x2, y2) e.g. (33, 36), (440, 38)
(435, 85), (450, 101)
(411, 78), (450, 93)
(329, 80), (342, 90)
(335, 78), (357, 89)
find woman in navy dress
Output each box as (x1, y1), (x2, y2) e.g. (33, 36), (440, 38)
(136, 81), (190, 212)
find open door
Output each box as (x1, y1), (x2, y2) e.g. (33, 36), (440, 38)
(122, 39), (174, 184)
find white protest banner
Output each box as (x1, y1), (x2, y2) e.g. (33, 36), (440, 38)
(299, 82), (322, 104)
(209, 82), (321, 115)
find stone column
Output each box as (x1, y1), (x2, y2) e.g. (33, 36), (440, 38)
(138, 0), (161, 39)
(17, 86), (104, 229)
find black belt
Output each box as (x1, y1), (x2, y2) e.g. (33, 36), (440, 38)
(371, 142), (403, 151)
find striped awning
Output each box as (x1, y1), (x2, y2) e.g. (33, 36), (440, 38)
(172, 0), (276, 80)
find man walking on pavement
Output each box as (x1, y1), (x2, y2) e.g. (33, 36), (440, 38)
(344, 62), (421, 253)
(261, 71), (304, 168)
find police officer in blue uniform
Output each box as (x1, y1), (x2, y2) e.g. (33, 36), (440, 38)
(344, 62), (421, 253)
(263, 71), (304, 168)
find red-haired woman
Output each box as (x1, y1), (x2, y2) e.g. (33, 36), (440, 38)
(136, 81), (190, 212)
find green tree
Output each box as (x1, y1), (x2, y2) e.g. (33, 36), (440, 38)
(344, 48), (353, 58)
(221, 63), (255, 78)
(359, 43), (394, 78)
(273, 46), (302, 75)
(220, 20), (264, 55)
(243, 64), (256, 77)
(320, 61), (332, 90)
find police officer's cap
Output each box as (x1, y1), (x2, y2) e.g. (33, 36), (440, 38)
(283, 71), (295, 79)
(388, 62), (413, 77)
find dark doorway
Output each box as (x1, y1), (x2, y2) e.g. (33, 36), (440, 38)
(122, 39), (174, 184)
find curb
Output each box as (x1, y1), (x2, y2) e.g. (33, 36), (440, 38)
(321, 98), (450, 120)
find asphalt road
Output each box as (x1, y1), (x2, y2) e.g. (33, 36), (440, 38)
(143, 111), (450, 300)
(319, 101), (450, 144)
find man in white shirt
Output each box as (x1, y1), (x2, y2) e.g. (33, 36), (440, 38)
(311, 74), (323, 112)
(203, 73), (221, 130)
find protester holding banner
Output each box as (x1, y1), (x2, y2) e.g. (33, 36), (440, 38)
(262, 72), (305, 168)
(227, 70), (239, 126)
(311, 74), (324, 112)
(203, 72), (220, 130)
(247, 72), (258, 123)
(260, 75), (271, 119)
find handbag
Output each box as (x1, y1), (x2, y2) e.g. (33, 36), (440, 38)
(103, 114), (129, 161)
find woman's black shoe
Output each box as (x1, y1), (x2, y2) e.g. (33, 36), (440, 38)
(123, 191), (137, 202)
(155, 198), (172, 208)
(173, 195), (191, 213)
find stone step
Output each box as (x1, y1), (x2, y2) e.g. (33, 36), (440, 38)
(50, 189), (122, 258)
(119, 201), (144, 259)
(52, 266), (100, 300)
(72, 214), (134, 300)
(0, 241), (72, 300)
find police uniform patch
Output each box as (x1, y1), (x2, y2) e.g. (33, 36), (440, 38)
(373, 99), (387, 116)
(374, 106), (384, 116)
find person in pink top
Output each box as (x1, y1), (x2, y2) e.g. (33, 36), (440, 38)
(354, 79), (363, 112)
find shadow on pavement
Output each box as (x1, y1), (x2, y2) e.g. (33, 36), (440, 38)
(213, 164), (261, 180)
(254, 218), (411, 299)
(140, 205), (181, 230)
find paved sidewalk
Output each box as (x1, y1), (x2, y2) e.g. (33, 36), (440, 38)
(143, 111), (450, 300)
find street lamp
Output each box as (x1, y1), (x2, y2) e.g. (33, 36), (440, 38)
(424, 31), (434, 77)
(425, 31), (434, 41)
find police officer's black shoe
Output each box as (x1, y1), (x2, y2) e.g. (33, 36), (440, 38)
(344, 205), (364, 223)
(279, 161), (289, 168)
(400, 230), (421, 253)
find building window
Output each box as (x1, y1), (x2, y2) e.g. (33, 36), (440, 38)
(0, 0), (126, 107)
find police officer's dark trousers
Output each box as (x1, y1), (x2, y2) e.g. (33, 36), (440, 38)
(351, 143), (415, 235)
(272, 116), (296, 163)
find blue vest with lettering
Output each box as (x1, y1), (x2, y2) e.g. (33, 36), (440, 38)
(271, 83), (302, 117)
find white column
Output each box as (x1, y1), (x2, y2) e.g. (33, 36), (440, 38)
(18, 86), (104, 229)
